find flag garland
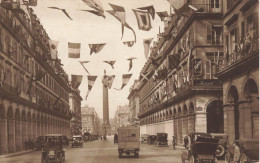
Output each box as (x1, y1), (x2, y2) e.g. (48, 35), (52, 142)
(68, 42), (81, 58)
(82, 0), (105, 18)
(107, 3), (136, 42)
(88, 43), (106, 55)
(71, 75), (83, 89)
(114, 74), (132, 90)
(132, 9), (152, 31)
(48, 7), (73, 20)
(85, 75), (97, 100)
(143, 38), (153, 60)
(79, 61), (90, 75)
(80, 9), (105, 18)
(138, 5), (155, 20)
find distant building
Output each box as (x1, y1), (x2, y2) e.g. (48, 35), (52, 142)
(114, 105), (130, 129)
(69, 89), (83, 136)
(81, 105), (101, 135)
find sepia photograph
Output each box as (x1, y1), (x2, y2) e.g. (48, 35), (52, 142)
(0, 0), (259, 162)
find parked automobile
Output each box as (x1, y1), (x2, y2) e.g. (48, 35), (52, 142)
(141, 134), (149, 144)
(118, 126), (140, 158)
(154, 133), (168, 147)
(210, 133), (228, 159)
(181, 132), (219, 163)
(147, 135), (157, 145)
(71, 135), (83, 148)
(225, 139), (259, 163)
(41, 134), (65, 163)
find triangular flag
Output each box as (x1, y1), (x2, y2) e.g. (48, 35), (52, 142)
(81, 9), (105, 18)
(49, 40), (59, 60)
(138, 5), (155, 20)
(88, 43), (106, 55)
(48, 7), (73, 20)
(68, 42), (81, 58)
(85, 75), (97, 100)
(127, 57), (137, 72)
(132, 9), (152, 31)
(107, 3), (136, 42)
(103, 61), (116, 69)
(156, 11), (168, 21)
(82, 0), (105, 18)
(167, 0), (196, 18)
(143, 38), (153, 60)
(71, 75), (83, 89)
(102, 74), (115, 89)
(123, 41), (135, 47)
(79, 61), (90, 75)
(114, 74), (132, 90)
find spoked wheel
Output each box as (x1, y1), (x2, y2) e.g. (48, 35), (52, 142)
(216, 145), (225, 159)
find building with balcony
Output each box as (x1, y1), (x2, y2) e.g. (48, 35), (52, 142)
(113, 105), (130, 129)
(81, 105), (101, 135)
(127, 80), (140, 126)
(69, 89), (83, 136)
(216, 0), (259, 144)
(0, 7), (72, 154)
(136, 0), (224, 145)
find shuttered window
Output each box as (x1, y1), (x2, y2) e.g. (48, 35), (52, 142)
(205, 60), (211, 79)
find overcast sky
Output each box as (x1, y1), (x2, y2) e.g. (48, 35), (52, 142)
(32, 0), (177, 118)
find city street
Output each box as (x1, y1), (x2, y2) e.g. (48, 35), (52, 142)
(0, 136), (225, 163)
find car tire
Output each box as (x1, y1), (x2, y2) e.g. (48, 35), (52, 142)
(216, 145), (225, 159)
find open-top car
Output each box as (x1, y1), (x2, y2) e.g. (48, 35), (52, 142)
(154, 133), (168, 147)
(181, 132), (219, 163)
(147, 135), (157, 145)
(71, 135), (83, 148)
(41, 134), (65, 163)
(225, 139), (259, 163)
(210, 133), (228, 159)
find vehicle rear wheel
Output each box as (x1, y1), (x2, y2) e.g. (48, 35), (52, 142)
(216, 145), (225, 158)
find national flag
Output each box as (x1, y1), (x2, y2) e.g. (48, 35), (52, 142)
(80, 9), (105, 18)
(156, 11), (168, 21)
(114, 74), (132, 90)
(79, 61), (90, 75)
(127, 57), (137, 72)
(138, 5), (155, 20)
(85, 75), (97, 100)
(132, 9), (152, 31)
(102, 74), (115, 89)
(48, 7), (73, 20)
(49, 40), (58, 60)
(103, 61), (116, 69)
(123, 41), (134, 47)
(68, 42), (81, 58)
(82, 0), (105, 18)
(107, 3), (136, 42)
(23, 0), (37, 6)
(143, 38), (153, 60)
(71, 75), (83, 89)
(88, 43), (106, 55)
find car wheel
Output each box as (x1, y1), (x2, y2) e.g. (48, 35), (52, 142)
(216, 145), (225, 158)
(240, 154), (249, 162)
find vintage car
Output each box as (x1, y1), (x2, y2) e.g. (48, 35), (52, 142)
(71, 135), (83, 148)
(147, 135), (157, 145)
(225, 139), (259, 163)
(210, 133), (228, 159)
(41, 134), (65, 163)
(181, 132), (219, 163)
(154, 133), (168, 147)
(141, 134), (149, 144)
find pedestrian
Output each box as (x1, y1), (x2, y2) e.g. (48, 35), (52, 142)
(233, 141), (240, 163)
(172, 136), (176, 150)
(101, 136), (102, 140)
(25, 140), (28, 150)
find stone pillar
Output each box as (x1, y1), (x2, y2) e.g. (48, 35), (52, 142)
(188, 114), (195, 134)
(177, 117), (182, 145)
(225, 104), (235, 144)
(102, 72), (111, 136)
(182, 116), (188, 138)
(0, 118), (8, 154)
(239, 102), (252, 139)
(195, 112), (207, 133)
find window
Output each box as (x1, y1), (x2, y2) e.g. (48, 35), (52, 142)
(230, 28), (238, 53)
(211, 0), (219, 8)
(212, 24), (222, 45)
(205, 60), (211, 79)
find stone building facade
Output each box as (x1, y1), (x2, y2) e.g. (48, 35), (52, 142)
(0, 7), (72, 154)
(136, 0), (224, 145)
(69, 89), (83, 136)
(216, 0), (259, 144)
(81, 105), (101, 135)
(113, 105), (130, 129)
(128, 80), (140, 126)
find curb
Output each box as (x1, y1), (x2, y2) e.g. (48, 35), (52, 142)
(0, 149), (37, 158)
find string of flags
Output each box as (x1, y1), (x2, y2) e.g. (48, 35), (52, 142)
(48, 7), (73, 20)
(132, 9), (152, 31)
(86, 75), (98, 100)
(89, 43), (106, 55)
(103, 61), (116, 69)
(127, 57), (137, 72)
(68, 42), (81, 58)
(114, 74), (132, 91)
(82, 0), (105, 18)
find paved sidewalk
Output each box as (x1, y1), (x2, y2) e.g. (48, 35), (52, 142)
(0, 149), (37, 158)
